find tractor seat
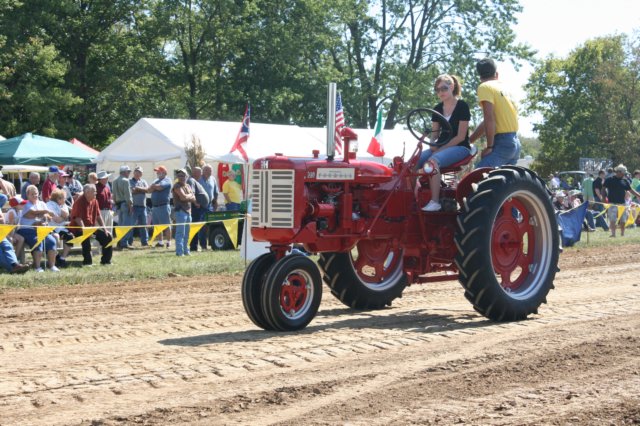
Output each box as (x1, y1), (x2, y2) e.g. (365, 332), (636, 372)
(439, 144), (478, 174)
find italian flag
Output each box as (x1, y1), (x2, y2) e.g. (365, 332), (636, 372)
(367, 109), (385, 157)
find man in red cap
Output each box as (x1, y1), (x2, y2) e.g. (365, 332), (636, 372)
(147, 165), (172, 248)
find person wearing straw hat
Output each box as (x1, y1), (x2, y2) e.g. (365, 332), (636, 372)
(603, 164), (640, 237)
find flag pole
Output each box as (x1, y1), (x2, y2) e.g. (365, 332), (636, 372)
(326, 83), (337, 161)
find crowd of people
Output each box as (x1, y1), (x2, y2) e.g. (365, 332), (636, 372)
(550, 165), (640, 237)
(0, 162), (243, 273)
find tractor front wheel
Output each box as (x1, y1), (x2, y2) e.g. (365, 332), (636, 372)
(241, 253), (276, 330)
(455, 166), (559, 321)
(260, 255), (322, 331)
(319, 240), (407, 309)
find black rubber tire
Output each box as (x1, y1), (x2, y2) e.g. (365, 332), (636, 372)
(209, 226), (231, 250)
(454, 166), (560, 321)
(241, 253), (276, 330)
(261, 255), (322, 331)
(318, 242), (407, 310)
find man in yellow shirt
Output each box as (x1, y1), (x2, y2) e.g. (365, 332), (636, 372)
(222, 169), (243, 211)
(470, 58), (521, 167)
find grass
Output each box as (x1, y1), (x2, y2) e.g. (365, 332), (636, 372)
(563, 224), (640, 249)
(0, 246), (248, 290)
(1, 225), (638, 289)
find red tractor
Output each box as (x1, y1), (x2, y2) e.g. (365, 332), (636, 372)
(242, 106), (560, 331)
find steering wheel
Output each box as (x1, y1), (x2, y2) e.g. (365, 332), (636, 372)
(406, 108), (452, 147)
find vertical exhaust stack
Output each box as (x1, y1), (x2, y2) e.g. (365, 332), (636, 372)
(326, 82), (337, 161)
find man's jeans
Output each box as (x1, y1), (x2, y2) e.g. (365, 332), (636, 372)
(117, 203), (134, 248)
(127, 205), (148, 246)
(174, 210), (191, 256)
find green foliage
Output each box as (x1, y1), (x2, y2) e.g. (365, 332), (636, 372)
(332, 0), (534, 129)
(519, 135), (541, 159)
(0, 0), (532, 147)
(525, 35), (640, 176)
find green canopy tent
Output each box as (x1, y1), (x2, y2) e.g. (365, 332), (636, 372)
(0, 133), (96, 165)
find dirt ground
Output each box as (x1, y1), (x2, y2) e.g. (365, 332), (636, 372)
(0, 244), (639, 426)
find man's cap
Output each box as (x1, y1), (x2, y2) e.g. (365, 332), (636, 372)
(556, 191), (566, 198)
(49, 166), (60, 173)
(614, 164), (627, 173)
(175, 168), (188, 176)
(9, 196), (27, 207)
(97, 171), (111, 180)
(154, 165), (167, 173)
(134, 166), (143, 172)
(476, 58), (497, 79)
(58, 170), (68, 177)
(65, 169), (74, 177)
(120, 165), (131, 173)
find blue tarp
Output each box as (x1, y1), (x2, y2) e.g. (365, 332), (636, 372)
(556, 202), (588, 247)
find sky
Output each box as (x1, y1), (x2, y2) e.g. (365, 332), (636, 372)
(498, 0), (640, 137)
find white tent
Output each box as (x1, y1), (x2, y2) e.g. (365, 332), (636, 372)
(95, 118), (417, 182)
(0, 135), (5, 140)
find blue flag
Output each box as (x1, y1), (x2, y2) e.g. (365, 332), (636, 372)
(556, 202), (588, 247)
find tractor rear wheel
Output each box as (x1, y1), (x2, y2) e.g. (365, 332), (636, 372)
(241, 253), (276, 330)
(260, 255), (322, 331)
(318, 239), (407, 309)
(455, 166), (559, 321)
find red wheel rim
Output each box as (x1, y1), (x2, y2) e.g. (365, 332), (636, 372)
(351, 240), (402, 285)
(491, 197), (534, 291)
(279, 272), (310, 318)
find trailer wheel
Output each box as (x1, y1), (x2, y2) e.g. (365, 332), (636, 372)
(209, 225), (231, 250)
(241, 253), (276, 330)
(455, 166), (559, 321)
(318, 239), (407, 310)
(261, 255), (322, 331)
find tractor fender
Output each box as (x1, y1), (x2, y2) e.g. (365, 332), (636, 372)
(455, 167), (494, 206)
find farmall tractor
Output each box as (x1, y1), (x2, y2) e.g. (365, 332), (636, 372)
(242, 86), (559, 331)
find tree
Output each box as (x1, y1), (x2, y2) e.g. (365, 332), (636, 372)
(330, 0), (533, 129)
(0, 1), (80, 137)
(525, 35), (640, 175)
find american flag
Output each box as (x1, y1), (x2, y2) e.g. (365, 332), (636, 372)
(230, 104), (250, 162)
(334, 93), (344, 155)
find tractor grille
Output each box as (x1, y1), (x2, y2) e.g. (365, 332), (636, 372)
(251, 169), (295, 228)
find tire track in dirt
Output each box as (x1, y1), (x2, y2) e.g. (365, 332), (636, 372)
(0, 245), (638, 425)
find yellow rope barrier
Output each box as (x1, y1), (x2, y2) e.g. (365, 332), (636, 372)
(2, 216), (248, 247)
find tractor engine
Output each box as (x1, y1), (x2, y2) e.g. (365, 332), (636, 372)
(250, 151), (406, 254)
